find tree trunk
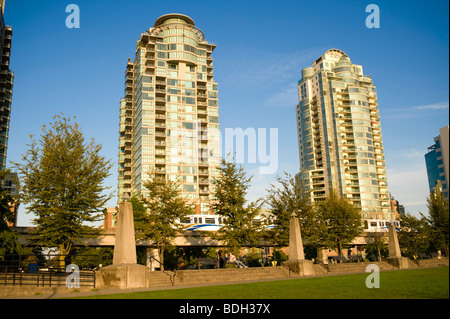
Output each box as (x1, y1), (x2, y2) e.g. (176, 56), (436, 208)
(58, 243), (71, 269)
(159, 244), (165, 271)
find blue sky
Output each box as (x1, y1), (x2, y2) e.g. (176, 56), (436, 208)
(4, 0), (449, 226)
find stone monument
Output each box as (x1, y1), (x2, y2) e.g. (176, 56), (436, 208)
(386, 223), (409, 269)
(282, 212), (314, 276)
(96, 193), (149, 288)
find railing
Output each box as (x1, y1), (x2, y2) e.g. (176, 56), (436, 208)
(0, 254), (99, 288)
(0, 266), (95, 288)
(148, 255), (176, 286)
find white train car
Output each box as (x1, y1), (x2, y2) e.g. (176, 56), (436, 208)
(181, 214), (223, 231)
(363, 219), (400, 232)
(180, 214), (275, 231)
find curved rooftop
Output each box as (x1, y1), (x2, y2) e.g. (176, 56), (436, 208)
(154, 13), (195, 27)
(325, 48), (349, 58)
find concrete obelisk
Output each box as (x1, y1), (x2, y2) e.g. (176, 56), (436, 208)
(96, 193), (148, 288)
(113, 193), (137, 265)
(282, 212), (314, 276)
(386, 223), (409, 269)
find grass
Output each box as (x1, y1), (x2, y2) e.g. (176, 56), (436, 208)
(73, 267), (449, 299)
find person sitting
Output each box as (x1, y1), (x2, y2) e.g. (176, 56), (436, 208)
(229, 253), (247, 268)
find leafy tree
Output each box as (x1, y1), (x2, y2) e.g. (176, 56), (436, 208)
(70, 246), (114, 269)
(423, 182), (449, 257)
(315, 190), (363, 257)
(133, 172), (192, 270)
(265, 172), (317, 248)
(12, 115), (112, 267)
(398, 213), (430, 259)
(365, 232), (387, 261)
(212, 158), (263, 255)
(0, 169), (22, 257)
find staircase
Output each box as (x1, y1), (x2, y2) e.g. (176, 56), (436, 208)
(417, 258), (449, 268)
(313, 264), (328, 275)
(153, 267), (289, 286)
(318, 261), (395, 275)
(147, 271), (175, 287)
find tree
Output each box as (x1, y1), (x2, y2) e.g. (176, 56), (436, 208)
(265, 172), (317, 248)
(133, 172), (192, 270)
(424, 182), (449, 257)
(212, 158), (262, 255)
(398, 213), (429, 259)
(12, 115), (112, 267)
(0, 169), (22, 256)
(365, 232), (387, 261)
(315, 190), (363, 257)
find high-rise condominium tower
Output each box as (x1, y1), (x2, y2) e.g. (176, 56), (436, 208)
(118, 14), (220, 215)
(296, 49), (398, 221)
(425, 125), (449, 200)
(0, 0), (13, 170)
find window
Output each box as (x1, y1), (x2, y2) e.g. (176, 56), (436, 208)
(184, 97), (195, 104)
(183, 184), (196, 192)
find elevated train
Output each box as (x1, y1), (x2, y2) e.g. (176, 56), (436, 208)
(180, 214), (400, 233)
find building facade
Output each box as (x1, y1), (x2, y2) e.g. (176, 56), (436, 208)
(118, 14), (220, 215)
(296, 49), (398, 221)
(0, 0), (13, 170)
(425, 125), (449, 200)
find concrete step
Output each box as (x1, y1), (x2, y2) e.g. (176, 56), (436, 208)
(147, 271), (174, 287)
(326, 261), (395, 274)
(174, 267), (288, 285)
(313, 264), (328, 275)
(417, 258), (449, 268)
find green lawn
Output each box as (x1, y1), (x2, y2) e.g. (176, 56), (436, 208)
(75, 267), (449, 299)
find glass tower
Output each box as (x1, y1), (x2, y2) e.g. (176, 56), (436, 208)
(296, 49), (397, 221)
(118, 14), (220, 215)
(425, 125), (449, 200)
(0, 0), (13, 170)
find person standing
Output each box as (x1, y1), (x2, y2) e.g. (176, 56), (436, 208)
(218, 250), (225, 268)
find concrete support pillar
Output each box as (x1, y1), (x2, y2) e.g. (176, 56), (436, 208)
(146, 248), (161, 271)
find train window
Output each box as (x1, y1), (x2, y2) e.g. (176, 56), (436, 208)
(181, 218), (191, 224)
(370, 222), (377, 227)
(194, 217), (197, 223)
(205, 218), (215, 224)
(199, 218), (202, 223)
